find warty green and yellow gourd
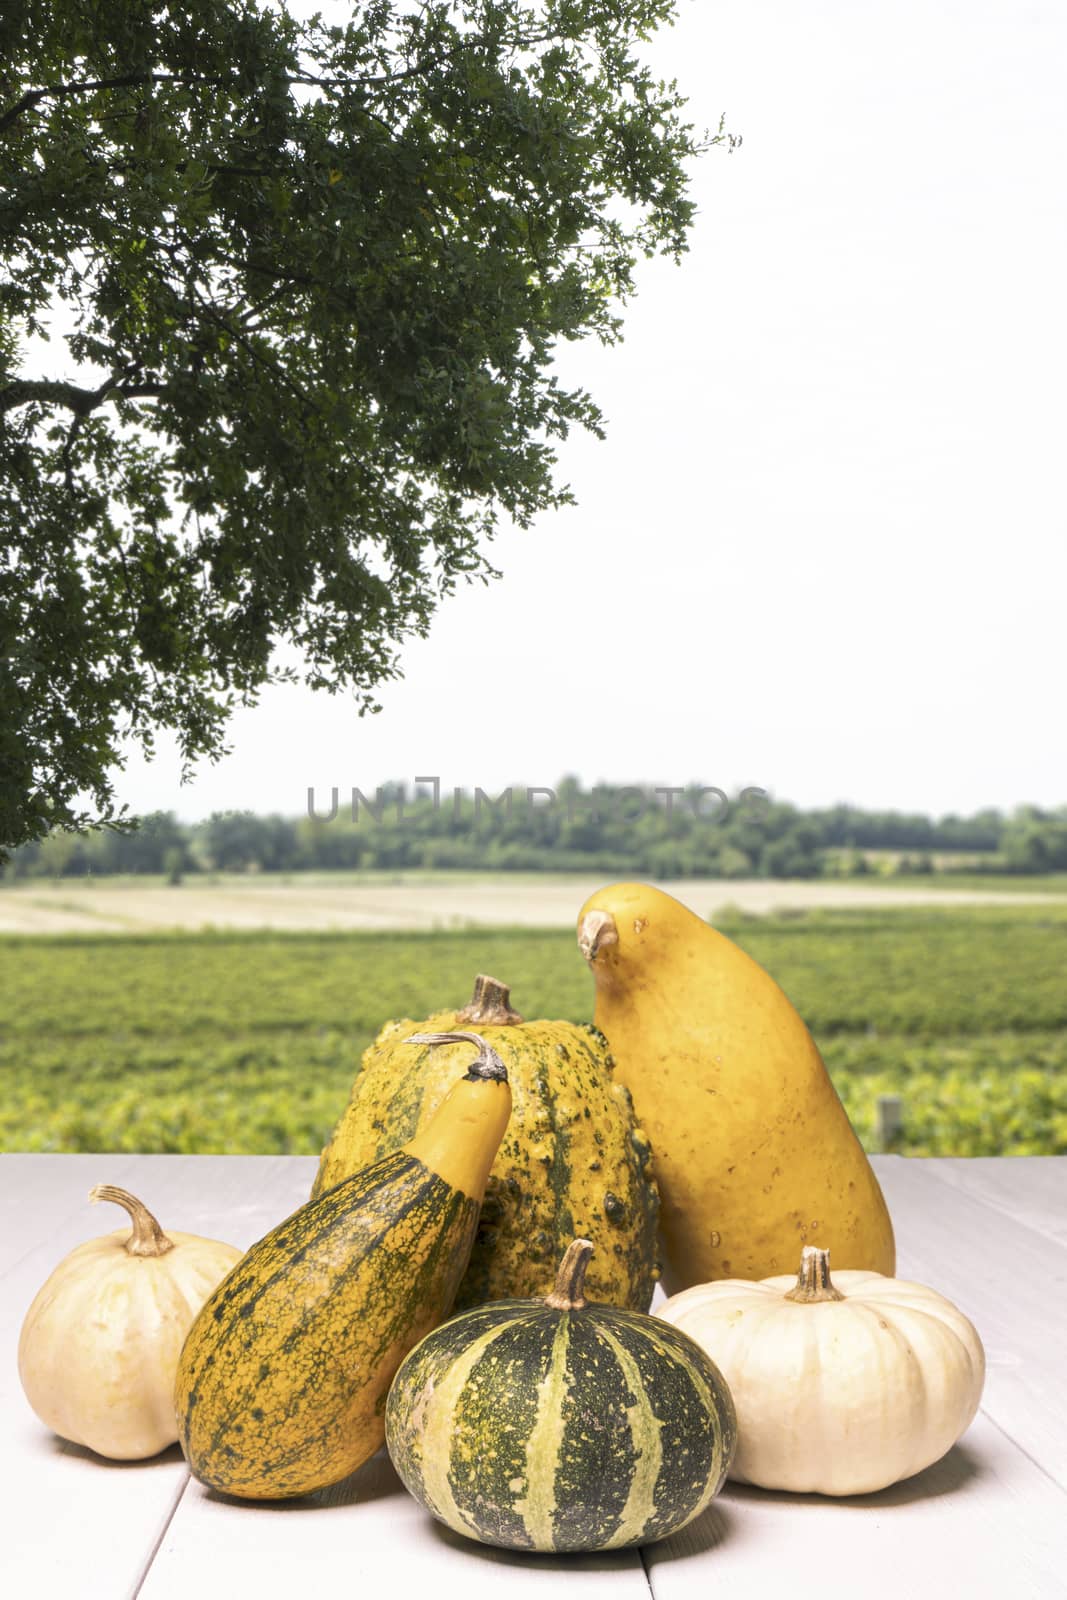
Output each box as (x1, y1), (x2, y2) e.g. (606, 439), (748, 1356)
(313, 974), (660, 1310)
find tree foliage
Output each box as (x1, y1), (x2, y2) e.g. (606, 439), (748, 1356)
(0, 0), (718, 855)
(6, 790), (1061, 881)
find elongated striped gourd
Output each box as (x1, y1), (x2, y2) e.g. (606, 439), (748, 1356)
(174, 1035), (511, 1499)
(385, 1239), (736, 1553)
(313, 975), (660, 1312)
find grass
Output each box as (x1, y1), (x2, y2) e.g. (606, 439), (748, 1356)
(2, 906), (1065, 1157)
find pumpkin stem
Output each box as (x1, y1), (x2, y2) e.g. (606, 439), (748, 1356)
(407, 1030), (509, 1083)
(784, 1246), (845, 1303)
(545, 1238), (594, 1310)
(457, 974), (524, 1026)
(89, 1184), (175, 1257)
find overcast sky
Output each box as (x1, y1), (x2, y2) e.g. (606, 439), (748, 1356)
(115, 0), (1067, 822)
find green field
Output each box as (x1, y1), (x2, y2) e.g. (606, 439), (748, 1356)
(3, 905), (1066, 1157)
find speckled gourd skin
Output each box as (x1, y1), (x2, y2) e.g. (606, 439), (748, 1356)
(175, 1151), (480, 1499)
(385, 1291), (737, 1552)
(313, 1013), (660, 1310)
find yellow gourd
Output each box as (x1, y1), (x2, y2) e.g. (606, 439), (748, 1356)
(659, 1246), (985, 1494)
(175, 1036), (513, 1499)
(578, 881), (895, 1287)
(18, 1186), (241, 1460)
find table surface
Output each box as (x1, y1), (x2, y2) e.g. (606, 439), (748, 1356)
(2, 1154), (1065, 1599)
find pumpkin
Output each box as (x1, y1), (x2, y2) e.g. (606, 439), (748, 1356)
(578, 882), (896, 1288)
(18, 1185), (241, 1460)
(385, 1237), (737, 1553)
(658, 1245), (985, 1495)
(175, 1032), (511, 1499)
(313, 974), (660, 1311)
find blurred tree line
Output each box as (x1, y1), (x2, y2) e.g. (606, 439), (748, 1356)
(4, 785), (1066, 881)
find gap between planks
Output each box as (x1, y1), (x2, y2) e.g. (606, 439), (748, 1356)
(977, 1406), (1067, 1500)
(130, 1471), (192, 1600)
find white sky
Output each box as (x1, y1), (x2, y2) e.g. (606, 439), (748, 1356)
(115, 0), (1067, 821)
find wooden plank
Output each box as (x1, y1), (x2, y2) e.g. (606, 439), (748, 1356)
(0, 1421), (188, 1600)
(0, 1153), (142, 1277)
(0, 1153), (317, 1280)
(1, 1155), (314, 1600)
(870, 1156), (1067, 1490)
(139, 1450), (651, 1600)
(644, 1411), (1067, 1600)
(916, 1156), (1067, 1247)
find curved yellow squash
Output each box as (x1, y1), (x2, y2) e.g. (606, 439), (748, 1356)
(578, 882), (895, 1288)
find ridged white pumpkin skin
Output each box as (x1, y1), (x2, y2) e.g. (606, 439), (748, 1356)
(659, 1269), (985, 1495)
(18, 1229), (241, 1460)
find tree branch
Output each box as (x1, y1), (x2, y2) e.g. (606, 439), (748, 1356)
(0, 74), (236, 136)
(0, 27), (569, 137)
(0, 378), (166, 416)
(304, 30), (563, 93)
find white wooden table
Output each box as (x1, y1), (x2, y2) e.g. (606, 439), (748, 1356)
(2, 1155), (1064, 1598)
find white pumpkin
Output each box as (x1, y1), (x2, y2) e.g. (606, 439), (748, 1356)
(658, 1246), (985, 1495)
(18, 1185), (241, 1460)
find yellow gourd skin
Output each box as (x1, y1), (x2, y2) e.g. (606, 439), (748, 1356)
(175, 1045), (512, 1500)
(578, 882), (895, 1288)
(313, 979), (659, 1311)
(659, 1248), (985, 1495)
(18, 1188), (241, 1460)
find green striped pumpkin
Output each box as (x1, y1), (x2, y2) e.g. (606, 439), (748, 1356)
(313, 974), (660, 1312)
(385, 1239), (737, 1553)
